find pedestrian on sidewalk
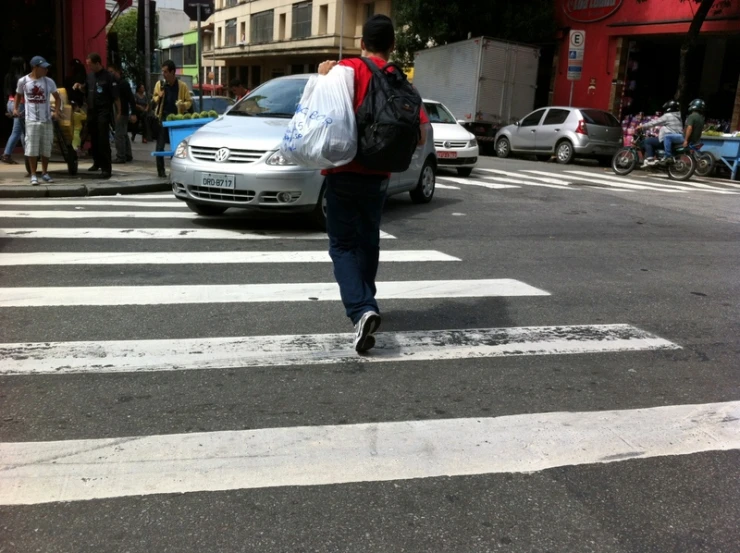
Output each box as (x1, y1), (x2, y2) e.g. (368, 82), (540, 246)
(317, 15), (429, 353)
(107, 62), (136, 164)
(131, 83), (151, 144)
(73, 52), (120, 179)
(13, 56), (61, 185)
(229, 78), (249, 101)
(152, 59), (192, 178)
(2, 56), (27, 164)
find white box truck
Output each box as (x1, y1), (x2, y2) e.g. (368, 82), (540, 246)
(412, 37), (540, 151)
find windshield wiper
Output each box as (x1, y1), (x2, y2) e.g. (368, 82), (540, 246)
(253, 112), (294, 118)
(226, 111), (253, 116)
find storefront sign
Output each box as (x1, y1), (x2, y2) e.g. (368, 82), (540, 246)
(564, 0), (623, 23)
(567, 30), (586, 81)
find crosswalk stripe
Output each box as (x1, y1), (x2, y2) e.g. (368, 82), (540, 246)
(3, 400), (735, 505)
(645, 175), (738, 193)
(0, 228), (396, 240)
(523, 171), (683, 192)
(0, 200), (187, 207)
(0, 250), (461, 266)
(0, 324), (679, 375)
(565, 171), (701, 192)
(435, 183), (460, 189)
(480, 176), (573, 190)
(478, 168), (573, 186)
(437, 177), (519, 189)
(0, 279), (549, 307)
(1, 210), (215, 219)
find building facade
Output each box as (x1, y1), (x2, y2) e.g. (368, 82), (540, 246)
(199, 0), (389, 91)
(551, 0), (740, 129)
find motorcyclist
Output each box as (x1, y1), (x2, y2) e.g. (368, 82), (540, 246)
(636, 100), (682, 167)
(661, 98), (706, 163)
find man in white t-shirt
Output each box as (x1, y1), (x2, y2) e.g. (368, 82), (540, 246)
(13, 56), (62, 185)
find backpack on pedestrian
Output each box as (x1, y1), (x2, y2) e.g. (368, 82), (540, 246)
(354, 58), (422, 173)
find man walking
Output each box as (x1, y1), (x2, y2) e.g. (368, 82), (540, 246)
(13, 56), (61, 185)
(107, 62), (136, 164)
(73, 52), (119, 179)
(317, 15), (429, 353)
(152, 60), (192, 178)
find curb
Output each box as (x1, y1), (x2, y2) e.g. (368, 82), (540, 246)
(0, 179), (170, 198)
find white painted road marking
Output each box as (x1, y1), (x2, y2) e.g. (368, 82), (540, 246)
(0, 279), (550, 307)
(0, 250), (461, 266)
(2, 400), (736, 505)
(478, 168), (573, 187)
(0, 200), (186, 208)
(435, 183), (461, 190)
(0, 324), (679, 375)
(523, 171), (683, 192)
(437, 177), (519, 189)
(0, 228), (396, 240)
(1, 210), (226, 219)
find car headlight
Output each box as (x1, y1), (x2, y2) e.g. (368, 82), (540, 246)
(266, 151), (296, 166)
(174, 139), (188, 159)
(469, 138), (478, 148)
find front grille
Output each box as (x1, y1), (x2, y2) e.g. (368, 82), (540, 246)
(437, 157), (478, 166)
(434, 140), (469, 149)
(188, 185), (256, 202)
(190, 146), (267, 164)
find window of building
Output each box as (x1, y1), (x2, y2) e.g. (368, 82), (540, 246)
(279, 13), (286, 40)
(169, 45), (184, 67)
(225, 0), (238, 7)
(251, 10), (274, 44)
(217, 27), (223, 47)
(225, 18), (237, 46)
(184, 44), (196, 65)
(240, 21), (246, 43)
(364, 1), (374, 20)
(292, 1), (312, 39)
(318, 4), (328, 35)
(291, 64), (304, 75)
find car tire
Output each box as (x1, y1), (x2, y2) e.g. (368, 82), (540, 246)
(457, 167), (473, 177)
(186, 202), (228, 216)
(536, 154), (551, 162)
(311, 183), (327, 230)
(410, 159), (435, 204)
(555, 140), (574, 164)
(496, 137), (511, 158)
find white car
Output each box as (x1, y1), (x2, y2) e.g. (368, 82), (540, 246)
(423, 99), (479, 177)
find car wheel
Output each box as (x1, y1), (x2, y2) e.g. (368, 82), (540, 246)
(555, 140), (574, 164)
(457, 167), (473, 177)
(311, 183), (327, 230)
(410, 160), (435, 204)
(496, 137), (510, 158)
(536, 154), (551, 162)
(186, 202), (228, 216)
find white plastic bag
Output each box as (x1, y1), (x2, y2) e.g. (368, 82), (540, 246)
(280, 65), (357, 169)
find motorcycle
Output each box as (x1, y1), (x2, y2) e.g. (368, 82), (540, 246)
(611, 130), (696, 181)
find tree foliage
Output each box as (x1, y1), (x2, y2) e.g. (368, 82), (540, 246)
(109, 8), (145, 87)
(392, 0), (556, 65)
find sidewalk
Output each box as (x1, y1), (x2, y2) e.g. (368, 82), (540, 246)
(0, 140), (170, 198)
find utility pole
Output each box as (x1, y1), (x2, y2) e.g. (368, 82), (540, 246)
(197, 3), (203, 112)
(144, 0), (151, 90)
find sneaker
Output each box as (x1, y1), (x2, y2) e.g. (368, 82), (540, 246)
(641, 158), (655, 168)
(41, 173), (54, 183)
(353, 310), (381, 353)
(30, 175), (38, 185)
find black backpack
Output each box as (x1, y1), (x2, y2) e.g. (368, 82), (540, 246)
(355, 58), (422, 172)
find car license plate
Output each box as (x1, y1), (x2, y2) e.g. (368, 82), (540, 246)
(437, 151), (458, 159)
(201, 173), (235, 188)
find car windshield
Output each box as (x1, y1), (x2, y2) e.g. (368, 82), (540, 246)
(424, 102), (457, 124)
(228, 77), (309, 118)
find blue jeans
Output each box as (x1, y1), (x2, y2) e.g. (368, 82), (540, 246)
(663, 133), (684, 157)
(643, 137), (660, 159)
(326, 172), (388, 325)
(4, 100), (25, 156)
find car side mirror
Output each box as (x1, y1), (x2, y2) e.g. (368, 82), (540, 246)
(516, 121), (521, 127)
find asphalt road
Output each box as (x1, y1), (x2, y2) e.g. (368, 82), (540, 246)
(1, 155), (739, 552)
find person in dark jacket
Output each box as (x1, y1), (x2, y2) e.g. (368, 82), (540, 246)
(107, 63), (136, 163)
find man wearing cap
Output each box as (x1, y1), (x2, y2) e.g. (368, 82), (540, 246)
(13, 56), (62, 185)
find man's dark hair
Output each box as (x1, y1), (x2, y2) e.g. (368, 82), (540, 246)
(162, 59), (176, 73)
(87, 52), (102, 65)
(229, 78), (243, 88)
(107, 62), (122, 73)
(362, 14), (395, 54)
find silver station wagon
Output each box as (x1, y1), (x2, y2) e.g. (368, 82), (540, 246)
(169, 74), (437, 228)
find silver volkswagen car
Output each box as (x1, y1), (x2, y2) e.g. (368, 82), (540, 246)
(494, 106), (623, 165)
(170, 74), (437, 228)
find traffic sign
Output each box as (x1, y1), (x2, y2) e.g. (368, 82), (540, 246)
(567, 30), (586, 81)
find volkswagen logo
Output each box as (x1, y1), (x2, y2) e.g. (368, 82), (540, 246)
(443, 141), (451, 149)
(214, 147), (230, 162)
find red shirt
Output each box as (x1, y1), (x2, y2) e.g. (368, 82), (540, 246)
(324, 56), (429, 177)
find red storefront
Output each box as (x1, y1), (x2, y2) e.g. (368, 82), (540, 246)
(1, 0), (108, 143)
(552, 0), (740, 130)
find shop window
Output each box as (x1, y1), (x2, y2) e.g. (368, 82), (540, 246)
(225, 18), (237, 46)
(184, 44), (196, 66)
(318, 4), (328, 35)
(520, 109), (546, 127)
(251, 10), (274, 44)
(292, 1), (312, 39)
(542, 108), (570, 126)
